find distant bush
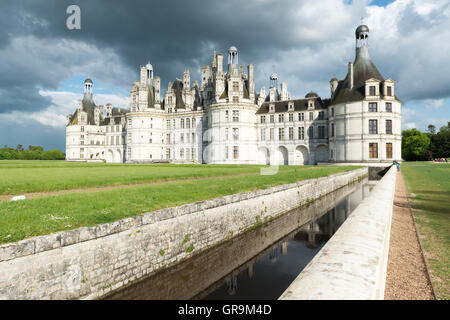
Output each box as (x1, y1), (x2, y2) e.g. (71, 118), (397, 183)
(0, 145), (65, 160)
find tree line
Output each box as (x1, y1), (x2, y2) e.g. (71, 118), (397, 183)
(0, 145), (65, 160)
(402, 122), (450, 161)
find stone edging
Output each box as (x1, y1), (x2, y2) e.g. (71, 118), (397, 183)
(0, 168), (367, 263)
(279, 166), (396, 300)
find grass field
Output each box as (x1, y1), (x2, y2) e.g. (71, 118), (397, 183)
(402, 162), (450, 300)
(0, 160), (361, 244)
(0, 160), (295, 195)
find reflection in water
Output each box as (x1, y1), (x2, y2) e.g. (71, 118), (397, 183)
(103, 179), (372, 300)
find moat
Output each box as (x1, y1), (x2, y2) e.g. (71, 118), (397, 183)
(103, 178), (374, 300)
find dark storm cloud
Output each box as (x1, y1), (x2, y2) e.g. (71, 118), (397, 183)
(0, 0), (357, 114)
(1, 0), (449, 116)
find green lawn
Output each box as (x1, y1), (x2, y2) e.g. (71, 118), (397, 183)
(0, 160), (300, 195)
(402, 162), (450, 300)
(0, 162), (360, 244)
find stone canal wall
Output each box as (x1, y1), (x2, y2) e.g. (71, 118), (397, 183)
(279, 166), (396, 300)
(0, 167), (367, 300)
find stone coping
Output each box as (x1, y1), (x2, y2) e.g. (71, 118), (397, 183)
(0, 168), (367, 263)
(279, 165), (396, 300)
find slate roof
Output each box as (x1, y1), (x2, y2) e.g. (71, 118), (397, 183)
(256, 97), (330, 114)
(330, 47), (385, 106)
(67, 95), (97, 126)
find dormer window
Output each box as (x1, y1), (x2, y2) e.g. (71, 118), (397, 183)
(233, 81), (239, 92)
(369, 86), (376, 96)
(288, 102), (294, 111)
(387, 86), (392, 96)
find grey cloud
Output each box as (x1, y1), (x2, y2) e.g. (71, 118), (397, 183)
(1, 0), (449, 116)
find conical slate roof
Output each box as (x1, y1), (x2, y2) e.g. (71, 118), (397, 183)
(330, 46), (384, 105)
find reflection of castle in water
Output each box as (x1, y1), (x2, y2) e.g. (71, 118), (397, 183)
(104, 179), (371, 300)
(296, 182), (371, 248)
(220, 182), (372, 297)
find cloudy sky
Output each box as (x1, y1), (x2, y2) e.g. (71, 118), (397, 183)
(0, 0), (449, 151)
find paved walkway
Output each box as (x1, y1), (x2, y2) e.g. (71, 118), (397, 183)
(384, 171), (435, 299)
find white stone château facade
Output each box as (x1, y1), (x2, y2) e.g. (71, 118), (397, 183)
(66, 24), (401, 164)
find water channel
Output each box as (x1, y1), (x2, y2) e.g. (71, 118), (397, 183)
(104, 178), (375, 300)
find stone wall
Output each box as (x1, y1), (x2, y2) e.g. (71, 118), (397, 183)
(104, 179), (365, 300)
(0, 167), (367, 300)
(279, 166), (396, 300)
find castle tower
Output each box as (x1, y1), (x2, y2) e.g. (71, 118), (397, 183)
(183, 69), (190, 89)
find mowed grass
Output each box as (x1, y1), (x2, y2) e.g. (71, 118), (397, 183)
(402, 162), (450, 300)
(0, 164), (360, 244)
(0, 160), (299, 195)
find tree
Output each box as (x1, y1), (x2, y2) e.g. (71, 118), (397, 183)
(402, 129), (430, 161)
(429, 123), (450, 158)
(427, 124), (436, 135)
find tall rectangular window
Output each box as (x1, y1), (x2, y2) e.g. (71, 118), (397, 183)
(260, 115), (265, 123)
(318, 111), (324, 120)
(331, 123), (335, 137)
(278, 128), (284, 140)
(386, 143), (393, 159)
(279, 114), (284, 122)
(386, 119), (392, 134)
(233, 146), (239, 159)
(369, 86), (376, 96)
(225, 110), (229, 122)
(186, 118), (190, 129)
(386, 103), (392, 112)
(387, 86), (392, 96)
(289, 113), (293, 122)
(270, 128), (274, 141)
(298, 127), (304, 140)
(232, 110), (239, 122)
(318, 126), (325, 139)
(369, 120), (378, 134)
(166, 134), (171, 144)
(233, 96), (239, 103)
(166, 119), (170, 129)
(369, 102), (377, 112)
(181, 119), (185, 129)
(309, 112), (314, 121)
(233, 81), (239, 92)
(180, 133), (184, 143)
(233, 128), (239, 141)
(191, 148), (195, 160)
(270, 115), (274, 123)
(225, 146), (229, 159)
(261, 128), (266, 141)
(369, 143), (378, 159)
(331, 108), (334, 117)
(299, 113), (304, 121)
(289, 127), (294, 140)
(225, 128), (229, 141)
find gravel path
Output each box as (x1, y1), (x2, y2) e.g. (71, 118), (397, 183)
(384, 171), (435, 300)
